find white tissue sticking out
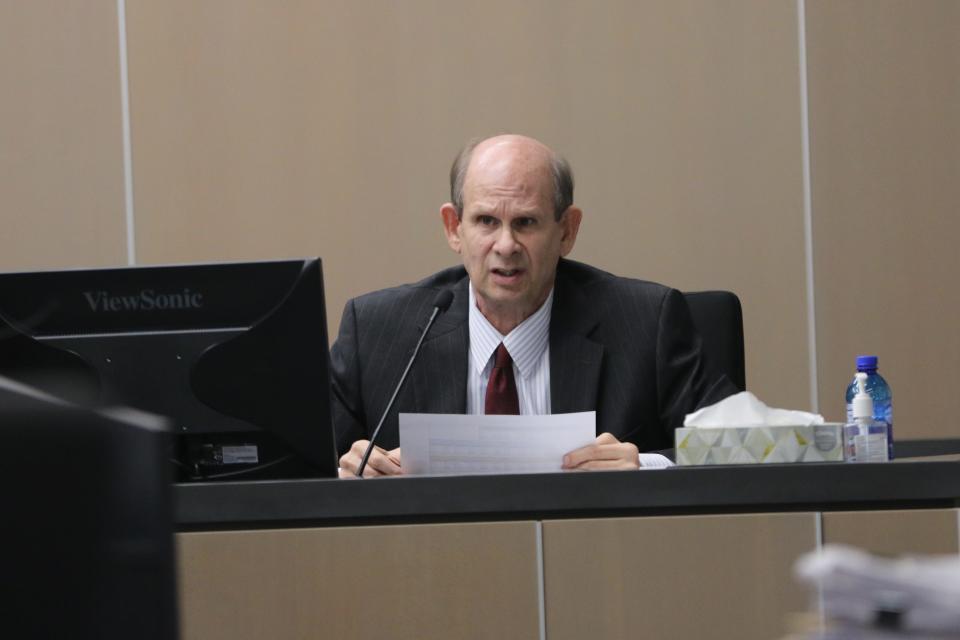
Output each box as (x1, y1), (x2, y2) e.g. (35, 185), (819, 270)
(683, 391), (824, 428)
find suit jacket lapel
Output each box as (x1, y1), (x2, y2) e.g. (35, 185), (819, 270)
(409, 276), (469, 414)
(550, 265), (604, 414)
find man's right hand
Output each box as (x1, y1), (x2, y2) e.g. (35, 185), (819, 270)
(338, 439), (403, 478)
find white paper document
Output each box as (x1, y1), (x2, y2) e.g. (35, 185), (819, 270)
(399, 411), (596, 476)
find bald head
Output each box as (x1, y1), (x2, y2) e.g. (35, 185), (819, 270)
(449, 135), (574, 221)
(439, 134), (583, 334)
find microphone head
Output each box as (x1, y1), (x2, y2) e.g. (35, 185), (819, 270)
(432, 289), (454, 313)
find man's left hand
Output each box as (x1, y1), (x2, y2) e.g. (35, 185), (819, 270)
(562, 432), (640, 470)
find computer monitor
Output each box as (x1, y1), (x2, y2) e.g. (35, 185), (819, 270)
(0, 258), (338, 481)
(1, 376), (178, 639)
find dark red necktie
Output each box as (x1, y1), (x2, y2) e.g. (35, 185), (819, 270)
(485, 343), (520, 415)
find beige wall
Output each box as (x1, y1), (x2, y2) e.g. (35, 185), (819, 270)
(543, 513), (817, 640)
(178, 522), (542, 639)
(805, 0), (960, 434)
(0, 1), (127, 269)
(2, 1), (958, 438)
(822, 509), (960, 557)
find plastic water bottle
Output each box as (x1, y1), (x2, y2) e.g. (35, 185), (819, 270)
(844, 372), (889, 462)
(845, 355), (893, 459)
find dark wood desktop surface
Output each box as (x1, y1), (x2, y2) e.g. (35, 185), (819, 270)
(176, 457), (960, 530)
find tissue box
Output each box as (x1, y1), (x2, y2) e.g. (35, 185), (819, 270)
(675, 423), (844, 465)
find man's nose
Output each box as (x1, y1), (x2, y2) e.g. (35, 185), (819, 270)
(493, 226), (520, 255)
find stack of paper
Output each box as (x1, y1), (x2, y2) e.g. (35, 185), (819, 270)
(399, 411), (597, 475)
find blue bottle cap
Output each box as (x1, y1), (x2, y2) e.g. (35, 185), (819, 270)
(856, 355), (878, 371)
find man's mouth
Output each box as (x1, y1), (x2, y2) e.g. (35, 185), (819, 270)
(490, 267), (527, 286)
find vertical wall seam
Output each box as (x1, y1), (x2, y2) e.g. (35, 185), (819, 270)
(536, 521), (547, 640)
(117, 0), (136, 265)
(815, 511), (825, 633)
(797, 0), (819, 413)
(956, 508), (960, 553)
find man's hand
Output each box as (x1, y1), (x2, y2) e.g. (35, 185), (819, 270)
(562, 432), (639, 471)
(338, 440), (403, 478)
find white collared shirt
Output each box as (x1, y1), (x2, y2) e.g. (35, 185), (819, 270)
(466, 285), (552, 415)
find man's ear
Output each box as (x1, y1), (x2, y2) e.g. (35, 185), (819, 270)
(440, 203), (462, 254)
(559, 206), (582, 256)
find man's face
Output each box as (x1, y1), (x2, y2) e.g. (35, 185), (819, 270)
(441, 139), (581, 333)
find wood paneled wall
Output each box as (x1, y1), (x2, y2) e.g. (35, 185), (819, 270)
(2, 0), (958, 436)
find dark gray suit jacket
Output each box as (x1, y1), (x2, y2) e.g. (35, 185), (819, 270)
(330, 259), (735, 455)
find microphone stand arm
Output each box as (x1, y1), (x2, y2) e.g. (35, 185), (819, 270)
(355, 305), (442, 477)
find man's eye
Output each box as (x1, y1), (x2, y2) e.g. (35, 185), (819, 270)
(477, 216), (497, 226)
(514, 217), (537, 228)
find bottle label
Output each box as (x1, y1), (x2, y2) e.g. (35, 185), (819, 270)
(853, 433), (889, 463)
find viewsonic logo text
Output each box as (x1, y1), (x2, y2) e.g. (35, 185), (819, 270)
(83, 288), (204, 312)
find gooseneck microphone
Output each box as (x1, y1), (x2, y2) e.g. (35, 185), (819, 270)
(355, 289), (454, 477)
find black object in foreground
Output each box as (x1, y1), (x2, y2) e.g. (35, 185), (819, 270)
(1, 376), (178, 640)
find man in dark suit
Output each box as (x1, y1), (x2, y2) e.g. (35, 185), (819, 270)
(333, 134), (734, 476)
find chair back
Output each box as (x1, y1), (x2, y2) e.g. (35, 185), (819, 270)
(683, 290), (745, 391)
